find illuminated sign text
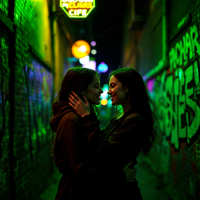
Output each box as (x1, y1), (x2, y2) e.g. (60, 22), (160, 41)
(60, 0), (95, 18)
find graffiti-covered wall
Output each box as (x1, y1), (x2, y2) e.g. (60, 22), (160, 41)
(121, 0), (200, 199)
(148, 23), (200, 149)
(0, 0), (55, 200)
(14, 58), (53, 200)
(17, 59), (53, 160)
(145, 0), (200, 199)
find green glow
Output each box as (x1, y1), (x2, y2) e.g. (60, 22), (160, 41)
(1, 100), (10, 157)
(144, 25), (200, 81)
(147, 60), (200, 150)
(177, 14), (189, 29)
(169, 25), (200, 71)
(143, 1), (168, 82)
(185, 62), (200, 143)
(103, 84), (108, 89)
(31, 128), (37, 153)
(107, 99), (112, 108)
(60, 0), (95, 18)
(143, 60), (165, 81)
(162, 0), (167, 63)
(14, 0), (52, 60)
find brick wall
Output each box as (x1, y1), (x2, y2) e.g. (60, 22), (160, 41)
(0, 0), (55, 199)
(0, 28), (11, 200)
(122, 0), (200, 199)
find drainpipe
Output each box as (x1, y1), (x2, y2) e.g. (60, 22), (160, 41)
(162, 0), (168, 67)
(51, 0), (56, 104)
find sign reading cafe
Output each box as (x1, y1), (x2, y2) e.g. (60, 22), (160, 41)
(60, 0), (95, 18)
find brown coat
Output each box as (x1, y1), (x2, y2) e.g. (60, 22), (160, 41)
(50, 102), (144, 200)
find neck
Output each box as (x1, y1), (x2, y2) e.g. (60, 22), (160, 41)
(121, 101), (133, 116)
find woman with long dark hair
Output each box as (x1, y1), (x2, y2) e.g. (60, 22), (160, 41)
(49, 67), (137, 200)
(68, 68), (159, 199)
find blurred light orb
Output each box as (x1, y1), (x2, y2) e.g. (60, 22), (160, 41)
(101, 110), (107, 116)
(101, 84), (108, 99)
(79, 55), (90, 65)
(72, 40), (91, 59)
(79, 45), (87, 53)
(91, 49), (97, 55)
(97, 62), (108, 73)
(101, 99), (108, 106)
(91, 41), (96, 46)
(67, 57), (78, 62)
(103, 84), (108, 89)
(82, 61), (96, 71)
(107, 99), (112, 107)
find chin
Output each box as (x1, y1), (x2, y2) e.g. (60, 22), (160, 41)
(112, 101), (119, 106)
(112, 101), (116, 105)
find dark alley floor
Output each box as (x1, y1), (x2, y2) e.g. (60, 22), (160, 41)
(39, 154), (174, 200)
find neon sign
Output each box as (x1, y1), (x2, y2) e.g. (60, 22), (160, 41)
(60, 0), (95, 18)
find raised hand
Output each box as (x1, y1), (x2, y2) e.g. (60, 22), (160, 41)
(68, 91), (91, 117)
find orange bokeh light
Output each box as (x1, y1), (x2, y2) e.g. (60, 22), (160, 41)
(71, 40), (91, 59)
(101, 99), (108, 106)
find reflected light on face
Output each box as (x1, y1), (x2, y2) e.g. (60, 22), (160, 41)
(83, 75), (103, 105)
(107, 75), (128, 106)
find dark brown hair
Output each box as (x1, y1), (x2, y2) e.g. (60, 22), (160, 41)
(50, 67), (100, 157)
(108, 68), (159, 156)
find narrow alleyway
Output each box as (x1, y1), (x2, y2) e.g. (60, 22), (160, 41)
(39, 154), (174, 200)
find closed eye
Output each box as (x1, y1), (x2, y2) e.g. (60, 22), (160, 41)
(110, 85), (115, 88)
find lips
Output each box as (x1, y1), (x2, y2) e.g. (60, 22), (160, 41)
(111, 95), (115, 101)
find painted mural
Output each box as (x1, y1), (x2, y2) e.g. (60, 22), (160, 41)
(147, 24), (200, 151)
(146, 24), (200, 198)
(20, 60), (53, 161)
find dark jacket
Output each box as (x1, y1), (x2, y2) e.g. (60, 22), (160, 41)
(50, 101), (145, 200)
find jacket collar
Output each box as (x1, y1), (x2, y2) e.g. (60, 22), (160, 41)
(116, 107), (138, 121)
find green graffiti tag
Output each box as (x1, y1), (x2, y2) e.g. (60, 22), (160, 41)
(152, 24), (200, 150)
(169, 25), (200, 72)
(151, 60), (200, 149)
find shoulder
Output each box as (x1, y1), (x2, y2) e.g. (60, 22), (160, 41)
(124, 112), (145, 125)
(60, 111), (81, 124)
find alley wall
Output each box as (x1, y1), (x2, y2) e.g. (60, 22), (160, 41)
(122, 0), (200, 199)
(0, 0), (71, 199)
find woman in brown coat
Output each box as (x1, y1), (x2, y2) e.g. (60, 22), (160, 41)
(49, 67), (137, 200)
(68, 68), (159, 200)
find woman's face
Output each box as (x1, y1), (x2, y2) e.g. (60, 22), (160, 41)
(82, 75), (103, 105)
(107, 75), (129, 105)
